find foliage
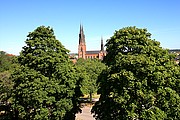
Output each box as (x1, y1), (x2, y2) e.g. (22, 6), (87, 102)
(76, 58), (106, 102)
(0, 51), (14, 102)
(11, 26), (82, 120)
(0, 51), (14, 72)
(92, 26), (180, 120)
(0, 71), (14, 120)
(0, 51), (17, 119)
(0, 71), (12, 103)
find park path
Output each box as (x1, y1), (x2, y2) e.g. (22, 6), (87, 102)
(76, 106), (95, 120)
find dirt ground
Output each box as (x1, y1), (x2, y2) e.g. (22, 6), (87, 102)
(76, 106), (95, 120)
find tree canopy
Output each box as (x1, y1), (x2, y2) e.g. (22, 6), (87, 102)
(92, 26), (180, 120)
(0, 51), (16, 119)
(75, 58), (106, 102)
(0, 51), (15, 102)
(0, 51), (15, 72)
(11, 26), (82, 120)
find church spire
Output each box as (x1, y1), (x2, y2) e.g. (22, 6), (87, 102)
(101, 36), (104, 51)
(79, 24), (85, 44)
(78, 24), (86, 59)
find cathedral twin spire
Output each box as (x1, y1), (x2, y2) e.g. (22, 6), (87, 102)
(79, 24), (104, 50)
(78, 24), (105, 59)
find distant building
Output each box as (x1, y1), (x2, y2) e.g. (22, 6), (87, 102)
(169, 49), (180, 64)
(69, 53), (78, 63)
(78, 25), (106, 60)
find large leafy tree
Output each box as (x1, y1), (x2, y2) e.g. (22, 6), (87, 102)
(12, 26), (82, 120)
(76, 58), (106, 102)
(0, 51), (16, 119)
(92, 27), (180, 120)
(0, 51), (14, 103)
(0, 71), (14, 120)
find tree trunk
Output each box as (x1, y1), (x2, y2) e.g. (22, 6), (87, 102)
(89, 92), (92, 103)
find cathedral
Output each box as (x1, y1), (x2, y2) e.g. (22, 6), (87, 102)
(69, 25), (106, 62)
(78, 25), (106, 60)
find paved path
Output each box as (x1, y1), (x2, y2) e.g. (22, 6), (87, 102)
(76, 106), (95, 120)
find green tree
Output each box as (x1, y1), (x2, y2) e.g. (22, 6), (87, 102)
(0, 71), (14, 120)
(11, 26), (82, 120)
(0, 51), (16, 119)
(76, 58), (106, 102)
(0, 51), (14, 72)
(0, 51), (14, 103)
(92, 26), (180, 120)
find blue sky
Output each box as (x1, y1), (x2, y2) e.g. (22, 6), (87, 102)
(0, 0), (180, 55)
